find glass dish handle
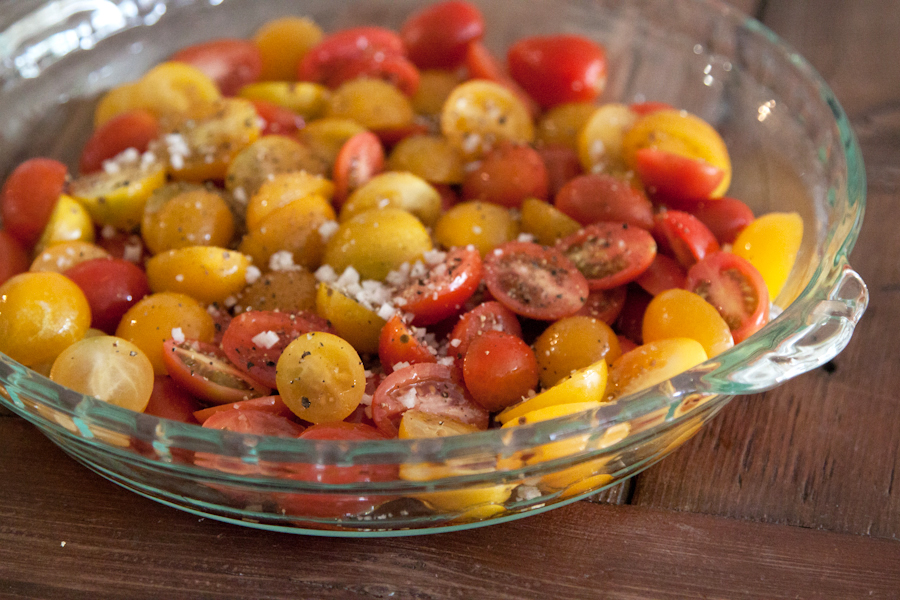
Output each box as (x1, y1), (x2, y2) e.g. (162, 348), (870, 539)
(701, 262), (868, 395)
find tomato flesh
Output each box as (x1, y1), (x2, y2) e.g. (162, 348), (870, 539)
(162, 338), (271, 404)
(558, 222), (657, 290)
(378, 314), (437, 373)
(392, 246), (483, 326)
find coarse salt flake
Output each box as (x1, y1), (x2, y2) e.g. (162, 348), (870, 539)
(170, 327), (185, 344)
(245, 265), (261, 284)
(252, 330), (280, 349)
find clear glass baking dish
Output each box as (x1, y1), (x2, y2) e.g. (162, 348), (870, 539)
(0, 0), (867, 536)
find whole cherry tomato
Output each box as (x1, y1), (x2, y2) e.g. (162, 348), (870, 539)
(1, 158), (67, 248)
(79, 109), (159, 174)
(507, 34), (607, 108)
(463, 330), (538, 412)
(462, 143), (549, 208)
(538, 144), (583, 197)
(63, 257), (151, 333)
(401, 1), (485, 69)
(635, 146), (725, 203)
(681, 196), (756, 244)
(635, 253), (687, 296)
(332, 131), (385, 210)
(0, 230), (30, 286)
(143, 375), (202, 425)
(170, 38), (262, 96)
(554, 173), (654, 230)
(448, 300), (523, 369)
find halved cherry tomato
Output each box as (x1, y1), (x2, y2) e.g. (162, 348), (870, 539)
(193, 395), (293, 424)
(635, 147), (725, 204)
(635, 253), (687, 296)
(685, 251), (770, 343)
(202, 408), (305, 437)
(63, 257), (151, 334)
(371, 363), (489, 438)
(332, 131), (385, 210)
(463, 330), (538, 412)
(576, 286), (628, 325)
(681, 196), (755, 244)
(162, 338), (271, 405)
(448, 300), (523, 368)
(298, 26), (411, 92)
(538, 144), (583, 197)
(615, 284), (653, 345)
(78, 109), (159, 174)
(629, 101), (676, 116)
(554, 173), (654, 230)
(95, 231), (147, 265)
(143, 375), (202, 424)
(329, 52), (421, 97)
(462, 143), (549, 208)
(378, 314), (437, 374)
(653, 210), (720, 269)
(464, 41), (539, 117)
(1, 158), (67, 248)
(401, 1), (485, 69)
(507, 35), (607, 108)
(558, 222), (657, 290)
(250, 99), (305, 136)
(483, 241), (588, 321)
(0, 230), (30, 286)
(170, 38), (262, 96)
(220, 310), (335, 389)
(393, 246), (483, 326)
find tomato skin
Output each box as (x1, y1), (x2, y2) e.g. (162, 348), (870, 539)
(250, 100), (305, 136)
(554, 173), (654, 230)
(635, 253), (687, 296)
(221, 310), (336, 389)
(401, 1), (484, 69)
(463, 330), (538, 412)
(79, 109), (160, 174)
(483, 241), (589, 321)
(685, 251), (770, 343)
(0, 230), (30, 286)
(679, 196), (755, 244)
(62, 257), (151, 334)
(162, 338), (272, 405)
(576, 286), (627, 325)
(193, 395), (293, 424)
(1, 158), (68, 248)
(615, 284), (653, 345)
(378, 314), (437, 374)
(448, 300), (523, 369)
(538, 144), (583, 197)
(202, 408), (305, 437)
(170, 38), (262, 96)
(635, 147), (725, 204)
(464, 41), (540, 118)
(143, 375), (202, 424)
(329, 52), (421, 97)
(652, 210), (720, 269)
(558, 222), (657, 290)
(393, 246), (483, 326)
(332, 131), (385, 210)
(462, 143), (549, 208)
(371, 363), (489, 438)
(629, 101), (675, 116)
(507, 35), (607, 108)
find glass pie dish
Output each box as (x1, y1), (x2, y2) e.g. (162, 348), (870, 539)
(0, 0), (868, 536)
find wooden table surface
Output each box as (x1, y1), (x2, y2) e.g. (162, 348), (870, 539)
(2, 0), (899, 598)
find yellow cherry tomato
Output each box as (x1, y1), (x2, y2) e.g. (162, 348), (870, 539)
(642, 289), (734, 358)
(276, 331), (365, 423)
(141, 187), (235, 254)
(0, 272), (91, 366)
(533, 316), (622, 388)
(253, 16), (324, 81)
(340, 172), (442, 227)
(433, 201), (518, 256)
(622, 109), (731, 197)
(732, 212), (804, 300)
(326, 78), (414, 131)
(398, 410), (482, 439)
(237, 81), (330, 118)
(502, 401), (604, 428)
(50, 336), (154, 412)
(35, 195), (95, 253)
(497, 359), (609, 425)
(115, 292), (216, 375)
(244, 171), (335, 231)
(412, 69), (462, 116)
(537, 102), (597, 151)
(225, 135), (329, 206)
(315, 283), (386, 354)
(69, 161), (167, 230)
(299, 117), (367, 169)
(145, 246), (251, 304)
(29, 241), (109, 273)
(323, 207), (433, 281)
(235, 269), (318, 313)
(441, 80), (535, 159)
(577, 103), (637, 174)
(387, 135), (465, 185)
(607, 338), (708, 401)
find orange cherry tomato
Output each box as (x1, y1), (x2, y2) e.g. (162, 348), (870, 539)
(79, 109), (159, 174)
(558, 222), (657, 290)
(401, 1), (485, 69)
(1, 158), (67, 248)
(378, 314), (437, 374)
(554, 173), (654, 230)
(507, 35), (607, 108)
(463, 330), (538, 412)
(170, 38), (262, 96)
(393, 246), (483, 326)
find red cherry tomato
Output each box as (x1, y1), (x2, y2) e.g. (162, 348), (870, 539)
(463, 330), (538, 412)
(401, 1), (485, 69)
(465, 41), (540, 117)
(193, 395), (293, 424)
(462, 143), (549, 208)
(1, 158), (67, 248)
(393, 246), (483, 326)
(629, 101), (675, 116)
(170, 38), (262, 96)
(635, 253), (687, 296)
(576, 286), (628, 325)
(95, 231), (147, 265)
(686, 251), (770, 343)
(507, 34), (607, 108)
(374, 122), (430, 149)
(558, 222), (657, 290)
(220, 310), (335, 389)
(652, 210), (720, 269)
(298, 26), (410, 91)
(554, 173), (654, 230)
(378, 314), (436, 374)
(79, 109), (159, 174)
(162, 338), (271, 404)
(681, 197), (755, 244)
(250, 100), (305, 136)
(63, 257), (151, 333)
(448, 300), (523, 368)
(615, 284), (653, 345)
(332, 131), (385, 210)
(635, 147), (725, 204)
(483, 241), (589, 321)
(538, 144), (583, 197)
(371, 363), (489, 438)
(329, 52), (421, 97)
(202, 408), (305, 437)
(143, 375), (202, 425)
(0, 230), (30, 286)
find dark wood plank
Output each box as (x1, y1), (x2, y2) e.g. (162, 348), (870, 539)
(632, 0), (900, 538)
(2, 419), (900, 600)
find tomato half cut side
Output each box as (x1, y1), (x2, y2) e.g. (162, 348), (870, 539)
(170, 38), (263, 96)
(576, 286), (627, 325)
(558, 222), (657, 290)
(401, 0), (485, 70)
(251, 100), (305, 136)
(371, 363), (489, 438)
(483, 241), (588, 321)
(193, 395), (293, 424)
(393, 246), (483, 326)
(162, 338), (271, 405)
(685, 251), (770, 344)
(652, 210), (720, 269)
(332, 131), (385, 210)
(378, 314), (437, 374)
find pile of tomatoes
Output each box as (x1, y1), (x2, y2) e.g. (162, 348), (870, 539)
(0, 1), (804, 491)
